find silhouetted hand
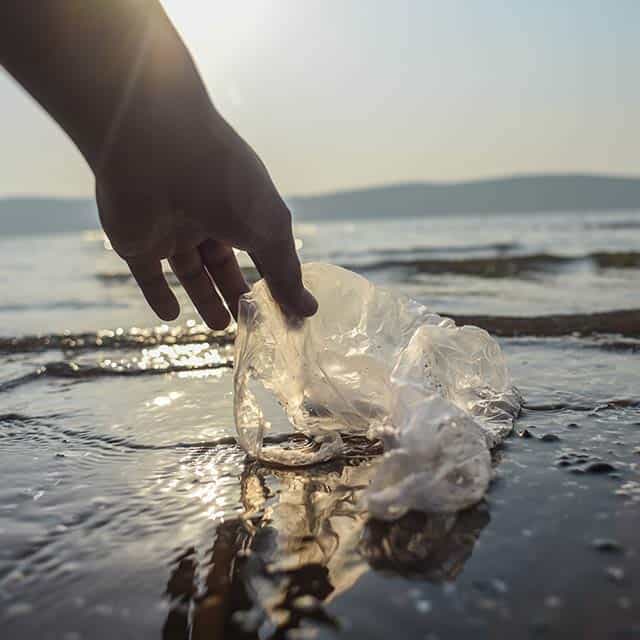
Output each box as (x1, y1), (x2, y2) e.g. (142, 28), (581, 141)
(95, 97), (317, 329)
(0, 0), (317, 329)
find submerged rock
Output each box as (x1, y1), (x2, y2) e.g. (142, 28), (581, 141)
(584, 462), (616, 474)
(591, 538), (624, 553)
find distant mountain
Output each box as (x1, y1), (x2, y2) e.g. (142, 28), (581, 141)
(1, 174), (640, 235)
(0, 197), (99, 235)
(288, 174), (640, 220)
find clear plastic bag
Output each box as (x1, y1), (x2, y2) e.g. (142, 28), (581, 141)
(234, 263), (521, 519)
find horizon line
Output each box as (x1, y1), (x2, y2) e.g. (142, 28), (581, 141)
(2, 170), (640, 202)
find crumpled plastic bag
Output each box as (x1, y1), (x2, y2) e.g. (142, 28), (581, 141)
(233, 263), (521, 520)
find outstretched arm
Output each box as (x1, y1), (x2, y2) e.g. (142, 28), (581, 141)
(0, 0), (317, 328)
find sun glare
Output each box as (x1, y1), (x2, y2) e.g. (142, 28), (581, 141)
(161, 0), (272, 56)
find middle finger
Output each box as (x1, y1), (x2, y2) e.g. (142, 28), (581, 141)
(169, 249), (230, 330)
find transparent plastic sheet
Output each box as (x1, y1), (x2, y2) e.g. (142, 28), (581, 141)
(234, 263), (522, 520)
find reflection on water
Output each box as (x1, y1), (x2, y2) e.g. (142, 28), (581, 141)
(163, 457), (490, 639)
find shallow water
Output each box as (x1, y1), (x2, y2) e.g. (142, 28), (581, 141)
(1, 209), (639, 638)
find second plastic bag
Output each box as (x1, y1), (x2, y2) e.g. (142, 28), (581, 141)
(234, 263), (521, 520)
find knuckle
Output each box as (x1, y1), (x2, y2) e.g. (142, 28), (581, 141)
(268, 263), (302, 291)
(171, 254), (204, 283)
(202, 245), (235, 270)
(136, 274), (165, 288)
(113, 241), (145, 260)
(178, 267), (204, 284)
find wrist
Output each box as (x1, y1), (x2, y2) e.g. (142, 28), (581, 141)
(0, 1), (205, 173)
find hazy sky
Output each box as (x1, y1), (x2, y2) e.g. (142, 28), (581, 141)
(1, 0), (638, 197)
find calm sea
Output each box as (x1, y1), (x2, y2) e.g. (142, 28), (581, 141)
(1, 209), (639, 639)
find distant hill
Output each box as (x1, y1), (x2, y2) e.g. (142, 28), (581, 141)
(288, 174), (640, 220)
(0, 197), (99, 236)
(1, 174), (640, 235)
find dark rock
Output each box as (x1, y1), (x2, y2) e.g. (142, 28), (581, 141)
(541, 434), (561, 443)
(518, 429), (535, 439)
(591, 538), (624, 553)
(566, 423), (580, 429)
(584, 462), (616, 474)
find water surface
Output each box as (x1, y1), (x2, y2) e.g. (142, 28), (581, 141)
(1, 209), (639, 638)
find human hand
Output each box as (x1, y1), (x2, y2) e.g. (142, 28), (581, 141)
(1, 0), (316, 329)
(96, 127), (317, 330)
(92, 18), (316, 329)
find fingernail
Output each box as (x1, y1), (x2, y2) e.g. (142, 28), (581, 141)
(158, 300), (180, 322)
(298, 288), (318, 317)
(279, 289), (318, 323)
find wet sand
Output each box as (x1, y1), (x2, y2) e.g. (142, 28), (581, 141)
(2, 327), (639, 639)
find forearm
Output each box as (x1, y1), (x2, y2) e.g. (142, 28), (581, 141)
(0, 0), (210, 170)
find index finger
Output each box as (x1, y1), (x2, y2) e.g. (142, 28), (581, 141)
(127, 257), (180, 321)
(250, 227), (317, 319)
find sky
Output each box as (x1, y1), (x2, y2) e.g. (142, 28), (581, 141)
(0, 0), (638, 198)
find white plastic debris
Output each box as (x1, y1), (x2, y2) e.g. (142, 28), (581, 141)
(233, 263), (521, 520)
